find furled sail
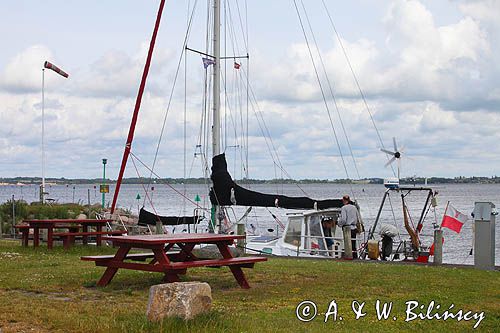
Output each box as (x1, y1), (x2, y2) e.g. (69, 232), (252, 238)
(209, 154), (343, 209)
(138, 208), (202, 226)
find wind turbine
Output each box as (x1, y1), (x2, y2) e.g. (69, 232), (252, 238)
(381, 137), (406, 180)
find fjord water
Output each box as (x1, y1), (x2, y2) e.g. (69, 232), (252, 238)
(2, 183), (499, 265)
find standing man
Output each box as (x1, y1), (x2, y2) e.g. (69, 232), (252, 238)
(338, 195), (359, 259)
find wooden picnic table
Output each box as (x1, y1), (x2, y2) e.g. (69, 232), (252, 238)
(22, 219), (112, 249)
(82, 233), (267, 289)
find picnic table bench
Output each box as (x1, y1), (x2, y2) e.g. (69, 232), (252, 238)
(54, 230), (127, 250)
(17, 219), (120, 249)
(13, 224), (31, 247)
(81, 233), (267, 289)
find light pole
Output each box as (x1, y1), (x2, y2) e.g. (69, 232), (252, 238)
(41, 61), (69, 204)
(102, 159), (107, 208)
(41, 68), (46, 203)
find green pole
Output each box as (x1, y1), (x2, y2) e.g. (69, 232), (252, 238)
(102, 159), (107, 208)
(209, 205), (216, 233)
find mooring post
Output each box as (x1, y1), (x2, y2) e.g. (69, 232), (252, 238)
(342, 226), (353, 260)
(156, 221), (162, 235)
(11, 195), (15, 237)
(433, 229), (443, 265)
(236, 223), (246, 255)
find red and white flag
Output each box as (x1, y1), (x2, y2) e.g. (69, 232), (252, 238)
(441, 203), (468, 233)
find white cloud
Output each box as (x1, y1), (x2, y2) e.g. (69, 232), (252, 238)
(459, 0), (500, 25)
(0, 45), (59, 93)
(381, 0), (490, 101)
(418, 103), (458, 131)
(73, 43), (174, 98)
(1, 0), (499, 180)
(255, 0), (491, 107)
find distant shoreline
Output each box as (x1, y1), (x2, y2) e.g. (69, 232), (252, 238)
(1, 176), (499, 185)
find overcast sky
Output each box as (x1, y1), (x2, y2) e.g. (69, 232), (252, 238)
(1, 0), (499, 181)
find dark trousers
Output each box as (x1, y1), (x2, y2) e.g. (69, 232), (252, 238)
(381, 235), (393, 260)
(351, 229), (358, 259)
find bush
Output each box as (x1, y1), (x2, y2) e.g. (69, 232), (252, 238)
(0, 200), (100, 225)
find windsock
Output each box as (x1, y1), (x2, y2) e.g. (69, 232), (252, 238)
(44, 61), (69, 78)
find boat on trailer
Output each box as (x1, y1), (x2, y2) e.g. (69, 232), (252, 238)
(360, 185), (439, 262)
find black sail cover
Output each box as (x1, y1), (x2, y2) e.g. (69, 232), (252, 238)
(209, 153), (343, 210)
(139, 208), (201, 226)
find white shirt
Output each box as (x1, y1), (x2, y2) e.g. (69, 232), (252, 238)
(338, 204), (359, 230)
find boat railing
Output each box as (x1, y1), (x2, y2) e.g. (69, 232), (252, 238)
(298, 234), (362, 257)
(301, 234), (362, 241)
(293, 246), (343, 256)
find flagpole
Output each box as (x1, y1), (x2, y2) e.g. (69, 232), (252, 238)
(40, 62), (68, 204)
(440, 201), (450, 230)
(41, 68), (46, 204)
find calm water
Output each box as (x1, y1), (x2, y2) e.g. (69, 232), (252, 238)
(2, 183), (499, 265)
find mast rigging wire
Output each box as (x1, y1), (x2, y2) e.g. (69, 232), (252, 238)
(292, 0), (353, 194)
(300, 0), (361, 184)
(299, 1), (378, 222)
(131, 151), (205, 209)
(144, 0), (199, 200)
(320, 0), (396, 178)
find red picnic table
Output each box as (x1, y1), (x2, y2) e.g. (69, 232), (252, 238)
(22, 219), (114, 249)
(81, 233), (267, 289)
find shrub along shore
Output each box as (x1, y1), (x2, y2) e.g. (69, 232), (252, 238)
(0, 239), (498, 332)
(0, 201), (104, 234)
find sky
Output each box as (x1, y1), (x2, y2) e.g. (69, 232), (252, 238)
(0, 0), (499, 181)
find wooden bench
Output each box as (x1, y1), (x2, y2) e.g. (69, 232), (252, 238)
(167, 256), (267, 269)
(14, 225), (31, 247)
(83, 254), (266, 271)
(54, 230), (127, 249)
(80, 250), (185, 265)
(81, 253), (156, 262)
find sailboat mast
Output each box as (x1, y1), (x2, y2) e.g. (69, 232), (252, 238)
(110, 0), (166, 214)
(210, 0), (221, 232)
(212, 0), (221, 156)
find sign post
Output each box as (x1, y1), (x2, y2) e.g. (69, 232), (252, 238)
(101, 159), (108, 208)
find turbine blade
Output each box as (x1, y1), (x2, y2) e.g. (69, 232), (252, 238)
(381, 148), (395, 155)
(385, 156), (396, 167)
(399, 145), (405, 153)
(393, 137), (398, 152)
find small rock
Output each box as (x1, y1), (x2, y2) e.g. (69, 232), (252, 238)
(119, 215), (129, 223)
(146, 282), (212, 321)
(77, 213), (87, 220)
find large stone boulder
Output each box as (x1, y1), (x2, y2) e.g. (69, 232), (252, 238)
(146, 282), (212, 321)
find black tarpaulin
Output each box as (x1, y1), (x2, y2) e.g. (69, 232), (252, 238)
(138, 208), (201, 226)
(209, 153), (343, 209)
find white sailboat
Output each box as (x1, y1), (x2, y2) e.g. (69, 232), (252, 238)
(107, 1), (440, 262)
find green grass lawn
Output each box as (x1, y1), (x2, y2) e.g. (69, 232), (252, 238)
(0, 239), (498, 332)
